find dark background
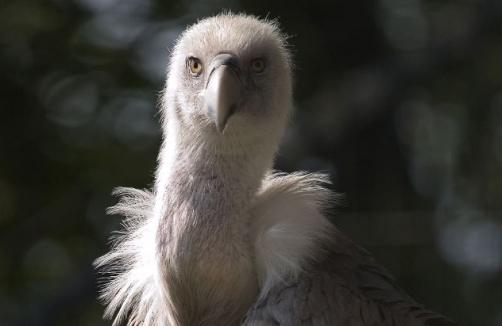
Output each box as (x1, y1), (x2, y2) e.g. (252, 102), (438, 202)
(1, 0), (502, 325)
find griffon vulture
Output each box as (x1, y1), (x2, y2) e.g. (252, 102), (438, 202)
(95, 13), (457, 326)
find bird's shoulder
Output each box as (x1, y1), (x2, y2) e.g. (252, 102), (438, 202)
(246, 171), (457, 326)
(244, 236), (457, 326)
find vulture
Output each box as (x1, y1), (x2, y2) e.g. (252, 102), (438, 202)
(95, 13), (457, 326)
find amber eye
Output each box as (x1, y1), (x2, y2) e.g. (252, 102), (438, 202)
(250, 58), (266, 73)
(188, 57), (203, 75)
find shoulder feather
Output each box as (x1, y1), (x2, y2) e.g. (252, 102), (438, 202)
(246, 185), (458, 326)
(251, 171), (340, 295)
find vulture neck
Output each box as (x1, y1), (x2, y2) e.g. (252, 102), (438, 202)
(155, 126), (274, 237)
(153, 116), (277, 325)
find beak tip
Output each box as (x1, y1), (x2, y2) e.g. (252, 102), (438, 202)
(216, 124), (226, 134)
(216, 114), (231, 134)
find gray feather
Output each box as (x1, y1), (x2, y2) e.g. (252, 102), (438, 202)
(243, 232), (457, 326)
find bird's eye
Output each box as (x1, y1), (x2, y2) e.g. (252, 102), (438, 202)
(188, 57), (203, 76)
(250, 58), (266, 74)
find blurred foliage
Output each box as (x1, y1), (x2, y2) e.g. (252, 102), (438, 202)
(1, 0), (502, 325)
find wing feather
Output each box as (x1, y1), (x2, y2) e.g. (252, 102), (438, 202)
(245, 172), (457, 326)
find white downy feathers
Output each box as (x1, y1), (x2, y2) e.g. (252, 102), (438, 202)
(95, 172), (336, 325)
(251, 172), (336, 294)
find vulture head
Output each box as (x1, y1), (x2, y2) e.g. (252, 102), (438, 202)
(162, 14), (292, 151)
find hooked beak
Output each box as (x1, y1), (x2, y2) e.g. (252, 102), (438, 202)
(204, 54), (243, 134)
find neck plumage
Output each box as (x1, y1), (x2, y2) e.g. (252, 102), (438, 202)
(152, 114), (276, 325)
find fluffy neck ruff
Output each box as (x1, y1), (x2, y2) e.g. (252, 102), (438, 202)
(152, 102), (280, 326)
(94, 116), (334, 326)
